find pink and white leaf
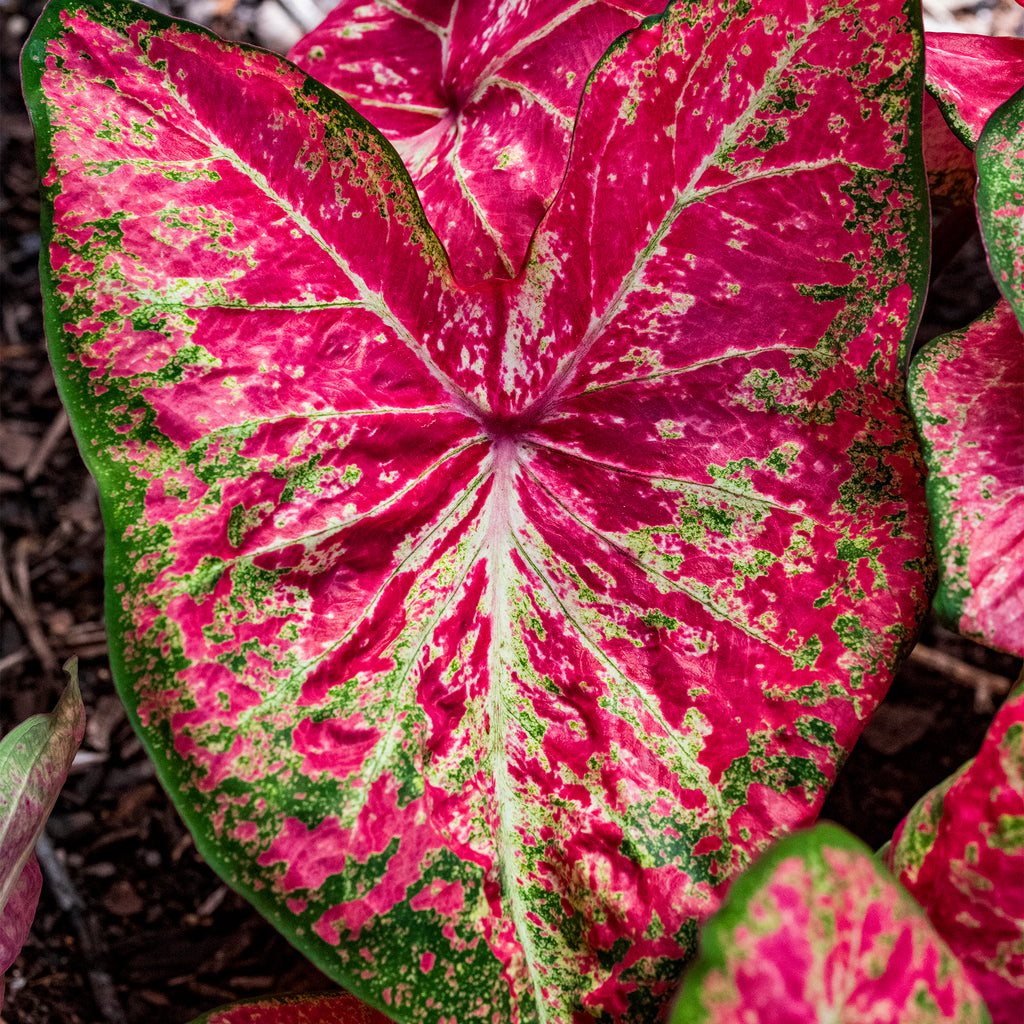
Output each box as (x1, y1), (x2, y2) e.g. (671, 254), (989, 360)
(0, 666), (85, 1000)
(23, 1), (930, 1020)
(669, 823), (991, 1024)
(288, 0), (662, 281)
(907, 301), (1024, 655)
(884, 686), (1024, 1024)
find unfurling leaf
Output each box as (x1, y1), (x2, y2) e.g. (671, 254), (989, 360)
(907, 302), (1024, 654)
(669, 822), (991, 1024)
(288, 0), (663, 281)
(23, 1), (930, 1020)
(0, 663), (86, 1002)
(884, 687), (1024, 1023)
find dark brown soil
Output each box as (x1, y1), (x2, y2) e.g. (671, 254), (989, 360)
(2, 2), (1021, 1022)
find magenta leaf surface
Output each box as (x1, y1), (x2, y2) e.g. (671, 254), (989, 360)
(191, 990), (396, 1024)
(884, 687), (1024, 1024)
(977, 86), (1024, 324)
(907, 301), (1024, 655)
(0, 665), (85, 1001)
(924, 34), (1024, 148)
(288, 1), (663, 281)
(668, 822), (991, 1024)
(23, 0), (931, 1020)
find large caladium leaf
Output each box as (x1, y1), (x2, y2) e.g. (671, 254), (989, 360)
(287, 0), (663, 280)
(23, 0), (931, 1020)
(884, 686), (1024, 1023)
(0, 665), (85, 1004)
(668, 822), (991, 1024)
(191, 990), (395, 1024)
(907, 302), (1024, 655)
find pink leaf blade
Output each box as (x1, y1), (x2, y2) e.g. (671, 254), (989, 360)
(669, 822), (992, 1024)
(885, 687), (1024, 1024)
(288, 1), (664, 281)
(924, 33), (1024, 149)
(907, 301), (1024, 655)
(24, 1), (933, 1021)
(532, 0), (931, 387)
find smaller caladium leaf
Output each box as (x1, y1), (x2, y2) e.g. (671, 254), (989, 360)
(924, 34), (1024, 148)
(908, 302), (1024, 654)
(922, 91), (976, 209)
(288, 0), (662, 280)
(976, 86), (1024, 323)
(189, 990), (395, 1024)
(883, 686), (1024, 1024)
(0, 663), (85, 1001)
(668, 822), (991, 1024)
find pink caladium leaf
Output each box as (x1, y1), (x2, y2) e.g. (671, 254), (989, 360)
(924, 34), (1024, 149)
(907, 301), (1024, 655)
(922, 91), (976, 209)
(0, 663), (85, 1002)
(977, 86), (1024, 323)
(668, 822), (992, 1024)
(23, 0), (931, 1019)
(189, 989), (396, 1024)
(287, 1), (663, 280)
(884, 686), (1024, 1024)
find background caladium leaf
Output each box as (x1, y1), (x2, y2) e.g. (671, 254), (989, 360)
(919, 35), (1023, 268)
(190, 989), (396, 1024)
(23, 0), (931, 1020)
(0, 663), (85, 1004)
(668, 822), (992, 1024)
(922, 91), (976, 210)
(883, 685), (1024, 1024)
(977, 86), (1024, 322)
(907, 302), (1024, 655)
(287, 0), (663, 281)
(924, 34), (1024, 148)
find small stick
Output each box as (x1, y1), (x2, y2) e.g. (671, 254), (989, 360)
(24, 408), (69, 483)
(0, 538), (58, 676)
(908, 643), (1017, 714)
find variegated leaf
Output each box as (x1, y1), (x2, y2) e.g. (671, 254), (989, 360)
(977, 85), (1024, 323)
(884, 686), (1024, 1024)
(922, 91), (976, 209)
(288, 0), (663, 281)
(669, 822), (991, 1024)
(0, 665), (85, 1001)
(907, 302), (1024, 654)
(23, 1), (930, 1020)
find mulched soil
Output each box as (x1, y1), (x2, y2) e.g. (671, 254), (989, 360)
(2, 1), (1022, 1022)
